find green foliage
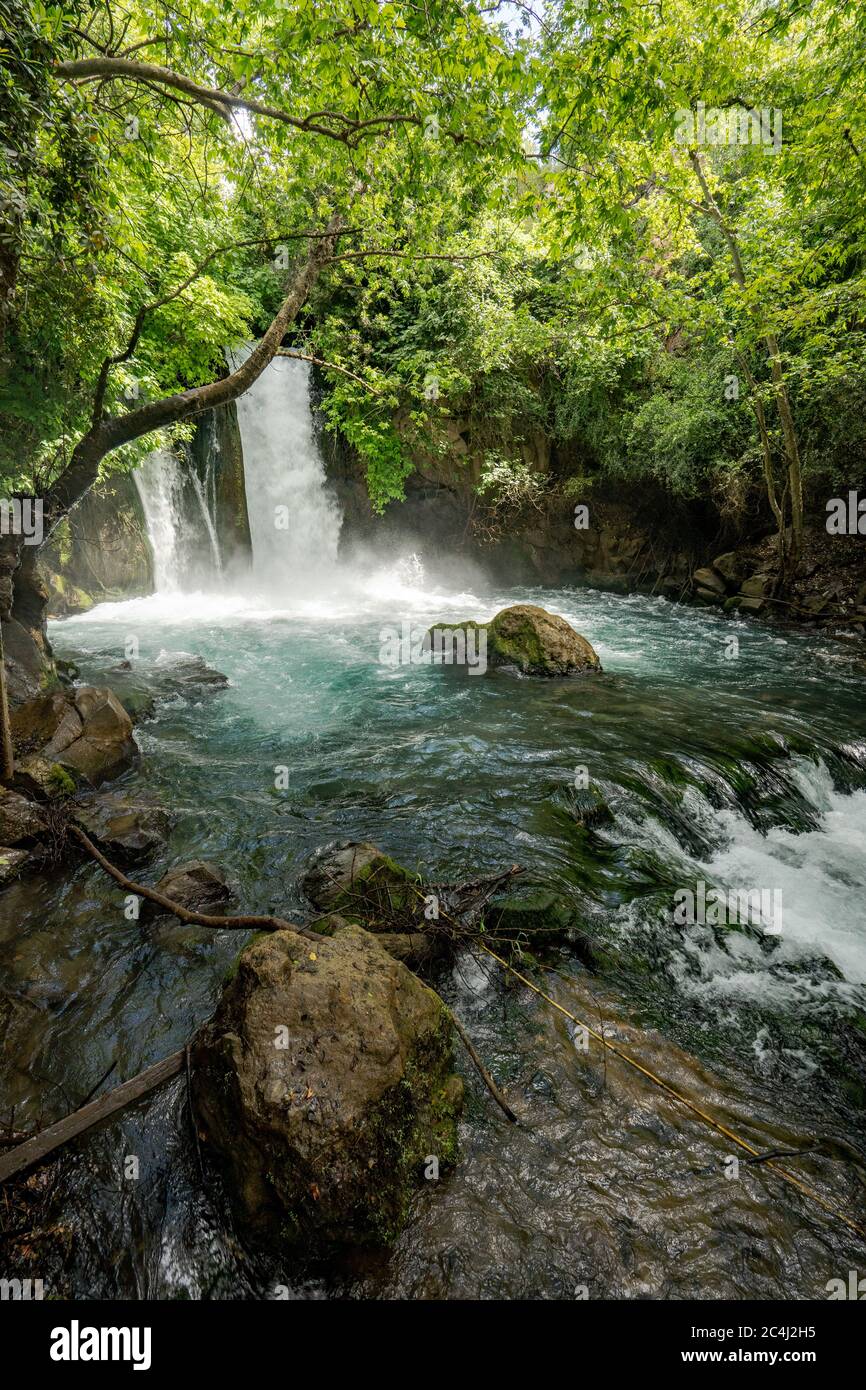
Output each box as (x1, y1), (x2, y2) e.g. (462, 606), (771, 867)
(0, 0), (863, 536)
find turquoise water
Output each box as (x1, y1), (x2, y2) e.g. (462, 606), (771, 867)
(3, 570), (866, 1297)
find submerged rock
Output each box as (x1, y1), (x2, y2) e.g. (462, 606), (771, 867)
(72, 793), (173, 863)
(570, 784), (613, 828)
(301, 840), (419, 918)
(192, 923), (462, 1246)
(428, 604), (602, 678)
(150, 860), (232, 915)
(486, 885), (583, 948)
(71, 651), (229, 723)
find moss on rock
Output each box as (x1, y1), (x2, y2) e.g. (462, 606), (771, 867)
(428, 604), (602, 678)
(192, 923), (462, 1248)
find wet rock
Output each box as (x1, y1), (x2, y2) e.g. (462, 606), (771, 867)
(72, 793), (172, 863)
(740, 573), (774, 599)
(55, 657), (80, 686)
(153, 653), (229, 692)
(487, 605), (601, 676)
(0, 787), (47, 844)
(192, 923), (462, 1246)
(301, 840), (419, 918)
(11, 756), (76, 801)
(150, 860), (232, 915)
(571, 784), (613, 828)
(711, 552), (747, 588)
(0, 847), (30, 886)
(60, 688), (138, 785)
(74, 652), (228, 720)
(692, 566), (726, 596)
(115, 687), (157, 724)
(486, 886), (585, 949)
(428, 604), (602, 678)
(47, 577), (94, 617)
(10, 692), (83, 756)
(10, 686), (138, 788)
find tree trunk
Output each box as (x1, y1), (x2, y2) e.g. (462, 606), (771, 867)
(0, 617), (14, 782)
(688, 152), (804, 575)
(42, 215), (343, 540)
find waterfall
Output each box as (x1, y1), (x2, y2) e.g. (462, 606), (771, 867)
(134, 348), (342, 597)
(228, 346), (342, 592)
(134, 448), (222, 593)
(189, 469), (223, 577)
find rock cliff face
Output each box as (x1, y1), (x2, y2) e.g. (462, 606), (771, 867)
(319, 408), (701, 594)
(40, 473), (153, 617)
(0, 534), (55, 705)
(183, 398), (252, 578)
(319, 408), (866, 630)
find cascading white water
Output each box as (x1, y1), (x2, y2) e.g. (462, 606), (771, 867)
(188, 469), (222, 577)
(133, 449), (187, 592)
(134, 448), (221, 592)
(228, 346), (342, 592)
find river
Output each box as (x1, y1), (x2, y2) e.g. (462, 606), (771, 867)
(2, 355), (864, 1298)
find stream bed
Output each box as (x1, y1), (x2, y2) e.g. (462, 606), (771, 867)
(2, 569), (866, 1298)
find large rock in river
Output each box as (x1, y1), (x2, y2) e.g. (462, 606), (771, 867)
(428, 604), (602, 678)
(11, 686), (137, 789)
(192, 923), (462, 1247)
(72, 792), (172, 863)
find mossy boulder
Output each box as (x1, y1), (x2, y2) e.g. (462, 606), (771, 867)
(11, 756), (76, 801)
(428, 604), (602, 678)
(301, 840), (420, 921)
(192, 923), (462, 1247)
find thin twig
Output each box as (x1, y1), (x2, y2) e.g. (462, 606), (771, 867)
(448, 1011), (518, 1124)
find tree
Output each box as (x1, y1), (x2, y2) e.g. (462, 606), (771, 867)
(531, 0), (866, 577)
(0, 0), (531, 720)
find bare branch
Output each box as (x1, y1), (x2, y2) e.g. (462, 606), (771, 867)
(275, 349), (382, 395)
(54, 57), (465, 147)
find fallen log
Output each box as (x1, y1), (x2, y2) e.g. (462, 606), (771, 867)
(0, 1050), (185, 1185)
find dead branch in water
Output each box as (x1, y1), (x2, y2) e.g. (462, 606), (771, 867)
(448, 1012), (518, 1123)
(0, 1051), (185, 1186)
(70, 825), (321, 941)
(70, 825), (519, 1125)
